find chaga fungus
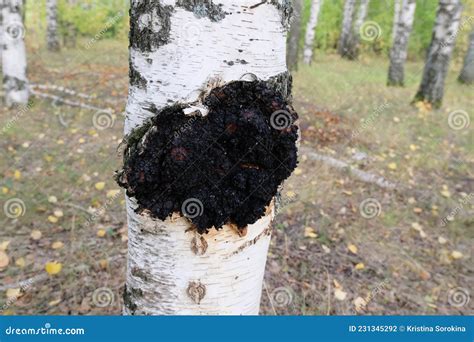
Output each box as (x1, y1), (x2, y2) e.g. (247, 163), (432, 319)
(116, 80), (299, 234)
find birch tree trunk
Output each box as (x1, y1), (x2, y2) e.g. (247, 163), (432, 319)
(303, 0), (322, 65)
(123, 0), (293, 316)
(458, 30), (474, 84)
(287, 0), (302, 70)
(344, 0), (370, 59)
(391, 0), (401, 42)
(1, 0), (29, 106)
(46, 0), (60, 51)
(414, 0), (462, 108)
(338, 0), (356, 58)
(387, 0), (416, 86)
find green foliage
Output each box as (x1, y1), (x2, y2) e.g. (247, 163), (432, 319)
(57, 0), (128, 39)
(301, 0), (472, 60)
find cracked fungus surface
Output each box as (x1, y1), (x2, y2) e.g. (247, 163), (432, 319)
(117, 80), (298, 234)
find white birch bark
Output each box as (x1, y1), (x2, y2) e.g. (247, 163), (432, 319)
(414, 0), (462, 107)
(387, 0), (416, 86)
(124, 0), (290, 316)
(1, 0), (28, 106)
(458, 30), (474, 84)
(303, 0), (322, 65)
(345, 0), (370, 59)
(287, 0), (303, 70)
(46, 0), (60, 51)
(338, 0), (356, 57)
(391, 0), (401, 42)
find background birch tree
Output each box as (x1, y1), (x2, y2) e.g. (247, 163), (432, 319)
(338, 0), (356, 58)
(458, 30), (474, 84)
(1, 0), (29, 106)
(413, 0), (462, 107)
(46, 0), (60, 51)
(303, 0), (322, 65)
(387, 0), (416, 86)
(287, 0), (302, 70)
(344, 0), (370, 59)
(119, 0), (296, 315)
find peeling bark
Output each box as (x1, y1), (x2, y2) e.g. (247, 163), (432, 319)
(1, 0), (29, 106)
(458, 30), (474, 84)
(46, 0), (60, 51)
(123, 0), (293, 315)
(414, 0), (462, 108)
(387, 0), (416, 86)
(303, 0), (322, 65)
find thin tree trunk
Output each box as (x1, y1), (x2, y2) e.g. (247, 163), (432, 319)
(1, 0), (29, 106)
(46, 0), (60, 51)
(123, 0), (293, 315)
(387, 0), (416, 86)
(287, 0), (303, 70)
(391, 0), (401, 42)
(414, 0), (462, 108)
(345, 0), (370, 59)
(458, 30), (474, 84)
(303, 0), (323, 65)
(338, 0), (357, 58)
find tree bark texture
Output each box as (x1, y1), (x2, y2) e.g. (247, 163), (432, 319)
(414, 0), (462, 107)
(123, 0), (293, 316)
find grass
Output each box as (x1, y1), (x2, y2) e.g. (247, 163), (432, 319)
(0, 39), (472, 315)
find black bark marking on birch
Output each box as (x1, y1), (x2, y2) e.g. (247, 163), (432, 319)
(129, 1), (173, 52)
(191, 235), (208, 255)
(3, 76), (27, 92)
(123, 285), (139, 315)
(176, 0), (226, 22)
(269, 0), (293, 28)
(131, 267), (150, 282)
(116, 79), (298, 234)
(226, 224), (272, 258)
(129, 62), (148, 89)
(187, 281), (206, 304)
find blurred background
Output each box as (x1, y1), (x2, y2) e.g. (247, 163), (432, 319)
(0, 0), (472, 315)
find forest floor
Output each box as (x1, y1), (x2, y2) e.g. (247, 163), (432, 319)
(0, 39), (472, 315)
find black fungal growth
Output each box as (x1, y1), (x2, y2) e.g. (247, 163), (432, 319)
(116, 81), (299, 234)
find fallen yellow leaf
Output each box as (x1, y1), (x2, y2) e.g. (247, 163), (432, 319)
(388, 162), (397, 170)
(95, 182), (106, 191)
(30, 230), (42, 240)
(48, 196), (58, 203)
(53, 209), (63, 218)
(348, 244), (358, 255)
(0, 240), (10, 251)
(14, 170), (21, 180)
(45, 261), (62, 275)
(51, 241), (64, 250)
(451, 251), (463, 260)
(355, 263), (365, 270)
(15, 257), (25, 268)
(334, 288), (347, 301)
(304, 227), (318, 239)
(6, 288), (21, 300)
(0, 251), (10, 268)
(97, 229), (106, 238)
(48, 215), (59, 223)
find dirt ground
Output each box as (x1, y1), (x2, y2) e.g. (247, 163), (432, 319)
(0, 39), (472, 315)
